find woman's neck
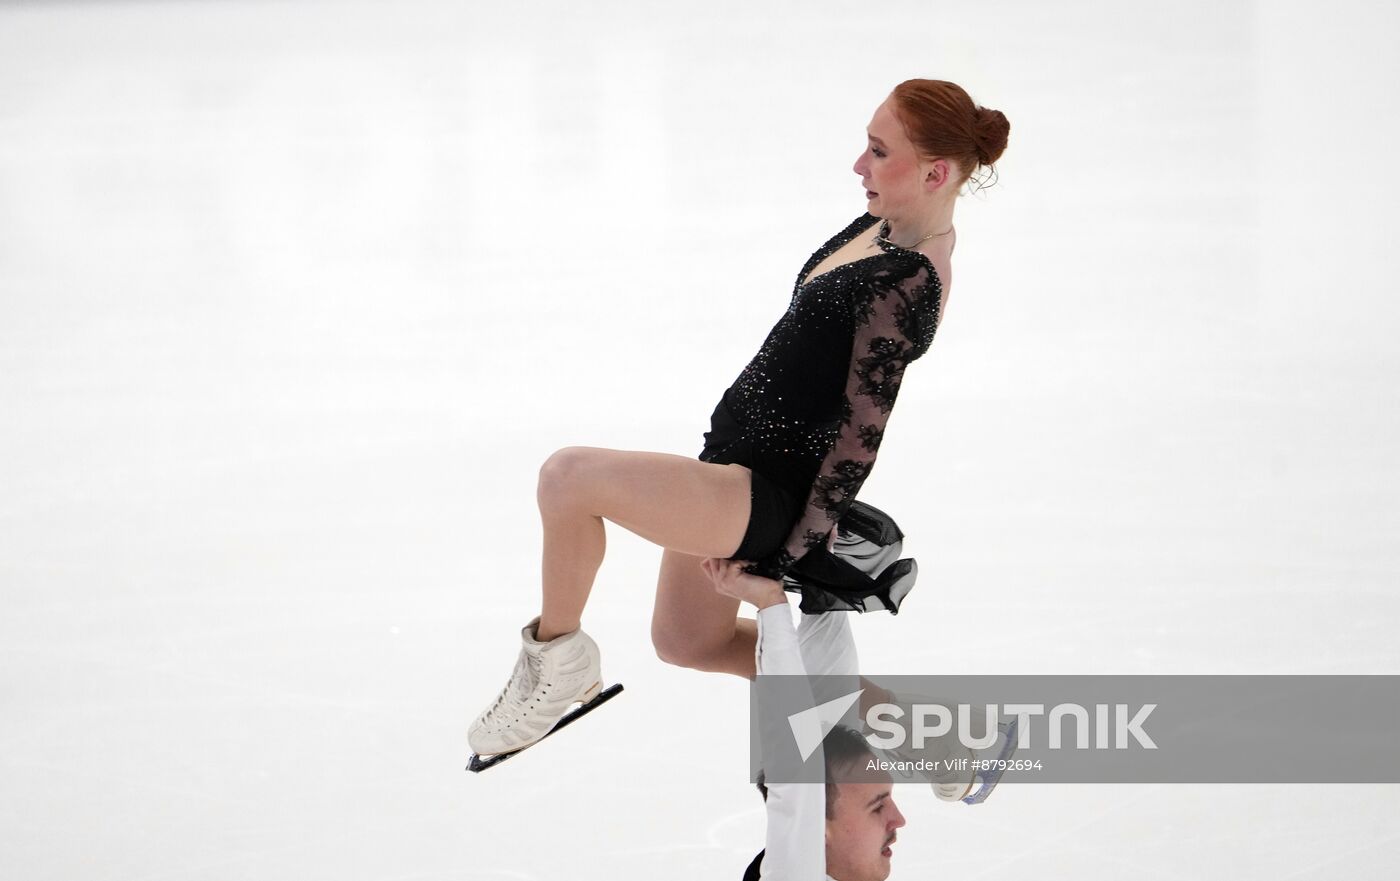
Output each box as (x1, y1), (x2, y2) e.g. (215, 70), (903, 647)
(881, 203), (956, 250)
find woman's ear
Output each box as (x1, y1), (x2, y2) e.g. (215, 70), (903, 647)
(923, 158), (949, 191)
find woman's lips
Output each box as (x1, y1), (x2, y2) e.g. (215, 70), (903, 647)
(866, 189), (878, 198)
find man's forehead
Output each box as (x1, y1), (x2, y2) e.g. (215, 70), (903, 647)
(838, 776), (894, 799)
(830, 779), (893, 820)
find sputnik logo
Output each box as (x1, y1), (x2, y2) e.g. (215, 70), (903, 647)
(786, 689), (866, 760)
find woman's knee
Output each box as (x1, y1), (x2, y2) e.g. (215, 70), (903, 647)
(537, 446), (590, 508)
(651, 620), (726, 670)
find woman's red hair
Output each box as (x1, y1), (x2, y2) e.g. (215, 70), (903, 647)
(890, 80), (1010, 190)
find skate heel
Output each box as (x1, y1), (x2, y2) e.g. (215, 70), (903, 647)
(579, 681), (602, 704)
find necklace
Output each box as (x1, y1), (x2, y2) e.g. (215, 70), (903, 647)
(872, 219), (954, 251)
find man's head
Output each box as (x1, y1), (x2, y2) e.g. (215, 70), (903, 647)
(757, 725), (907, 881)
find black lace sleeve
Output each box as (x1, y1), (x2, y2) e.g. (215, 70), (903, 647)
(743, 256), (937, 581)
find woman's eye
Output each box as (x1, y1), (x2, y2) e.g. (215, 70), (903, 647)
(872, 148), (886, 158)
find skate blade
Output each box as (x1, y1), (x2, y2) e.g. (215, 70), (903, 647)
(962, 716), (1019, 805)
(466, 683), (624, 773)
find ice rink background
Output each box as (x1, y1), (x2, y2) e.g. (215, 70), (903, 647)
(3, 0), (1399, 878)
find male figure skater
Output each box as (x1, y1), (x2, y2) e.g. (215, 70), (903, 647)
(705, 559), (905, 881)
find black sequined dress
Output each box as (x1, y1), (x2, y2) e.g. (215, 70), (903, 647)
(698, 213), (944, 614)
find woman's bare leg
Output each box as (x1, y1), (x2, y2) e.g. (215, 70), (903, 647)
(651, 548), (760, 678)
(533, 446), (753, 642)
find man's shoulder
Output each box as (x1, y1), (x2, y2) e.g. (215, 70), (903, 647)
(742, 848), (845, 880)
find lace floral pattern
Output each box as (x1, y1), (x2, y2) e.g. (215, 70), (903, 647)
(740, 218), (942, 581)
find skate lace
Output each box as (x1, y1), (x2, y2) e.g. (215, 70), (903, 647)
(482, 650), (543, 727)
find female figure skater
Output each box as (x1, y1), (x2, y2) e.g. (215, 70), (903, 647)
(468, 79), (1010, 760)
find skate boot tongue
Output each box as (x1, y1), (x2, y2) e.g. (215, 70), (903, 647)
(508, 650), (541, 704)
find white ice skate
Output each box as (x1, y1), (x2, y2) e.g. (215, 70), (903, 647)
(882, 733), (978, 802)
(959, 715), (1019, 805)
(467, 616), (622, 772)
(878, 691), (1018, 804)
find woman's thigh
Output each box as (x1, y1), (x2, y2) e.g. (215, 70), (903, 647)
(540, 446), (759, 660)
(650, 546), (744, 662)
(539, 446), (753, 559)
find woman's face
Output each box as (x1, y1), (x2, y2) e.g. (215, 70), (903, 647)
(852, 96), (938, 219)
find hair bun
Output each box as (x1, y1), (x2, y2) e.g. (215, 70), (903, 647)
(972, 105), (1010, 167)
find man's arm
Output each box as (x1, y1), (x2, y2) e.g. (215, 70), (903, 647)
(755, 601), (826, 881)
(701, 558), (845, 881)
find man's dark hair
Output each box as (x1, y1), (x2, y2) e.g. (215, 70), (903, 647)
(755, 724), (874, 820)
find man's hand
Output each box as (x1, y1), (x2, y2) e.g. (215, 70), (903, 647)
(701, 557), (788, 610)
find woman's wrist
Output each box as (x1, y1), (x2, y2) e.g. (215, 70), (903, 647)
(753, 580), (788, 609)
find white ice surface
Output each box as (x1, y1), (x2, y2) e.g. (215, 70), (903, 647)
(2, 1), (1399, 878)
